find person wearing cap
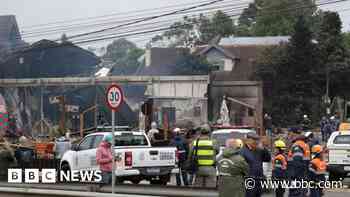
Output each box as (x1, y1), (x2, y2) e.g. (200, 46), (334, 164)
(301, 115), (312, 131)
(147, 122), (159, 144)
(240, 133), (271, 197)
(287, 131), (310, 197)
(304, 131), (319, 149)
(308, 145), (327, 197)
(217, 138), (248, 197)
(190, 124), (217, 188)
(169, 127), (189, 186)
(96, 134), (113, 185)
(272, 140), (288, 197)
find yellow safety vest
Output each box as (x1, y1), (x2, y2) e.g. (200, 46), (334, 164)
(193, 139), (215, 166)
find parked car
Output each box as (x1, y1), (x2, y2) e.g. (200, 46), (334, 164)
(326, 130), (350, 181)
(211, 128), (272, 179)
(60, 130), (178, 185)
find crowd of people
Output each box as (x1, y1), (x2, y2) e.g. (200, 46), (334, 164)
(145, 122), (328, 197)
(320, 114), (341, 142)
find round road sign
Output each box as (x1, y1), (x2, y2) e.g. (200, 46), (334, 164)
(106, 84), (124, 111)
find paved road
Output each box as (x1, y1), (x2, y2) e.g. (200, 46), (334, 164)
(263, 190), (349, 197)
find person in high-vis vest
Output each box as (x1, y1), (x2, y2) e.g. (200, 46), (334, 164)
(287, 132), (310, 197)
(272, 140), (288, 197)
(190, 124), (217, 188)
(308, 145), (327, 197)
(217, 139), (248, 197)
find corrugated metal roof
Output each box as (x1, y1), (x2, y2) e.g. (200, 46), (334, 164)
(219, 36), (290, 46)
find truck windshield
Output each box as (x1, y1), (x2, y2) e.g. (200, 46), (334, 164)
(334, 135), (350, 144)
(115, 133), (148, 146)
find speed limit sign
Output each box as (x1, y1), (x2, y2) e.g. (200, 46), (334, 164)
(106, 84), (124, 111)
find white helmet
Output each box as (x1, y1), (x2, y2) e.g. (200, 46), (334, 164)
(173, 128), (181, 134)
(151, 122), (157, 129)
(303, 114), (308, 118)
(305, 131), (313, 138)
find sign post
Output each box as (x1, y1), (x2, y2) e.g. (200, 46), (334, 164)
(106, 84), (124, 194)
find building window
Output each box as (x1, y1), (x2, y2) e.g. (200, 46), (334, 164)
(194, 106), (201, 117)
(248, 108), (254, 117)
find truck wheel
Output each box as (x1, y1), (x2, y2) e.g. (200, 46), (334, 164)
(60, 163), (70, 183)
(329, 172), (341, 181)
(61, 163), (70, 173)
(131, 179), (141, 184)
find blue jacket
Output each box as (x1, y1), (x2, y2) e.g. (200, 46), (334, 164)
(240, 146), (271, 178)
(170, 135), (189, 163)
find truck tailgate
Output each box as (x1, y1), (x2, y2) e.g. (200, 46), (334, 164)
(328, 146), (350, 165)
(114, 147), (176, 168)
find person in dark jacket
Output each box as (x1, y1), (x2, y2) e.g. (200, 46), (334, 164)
(287, 133), (310, 197)
(272, 140), (288, 197)
(240, 133), (271, 197)
(170, 128), (189, 186)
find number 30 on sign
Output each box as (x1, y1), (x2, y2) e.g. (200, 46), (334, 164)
(106, 84), (124, 111)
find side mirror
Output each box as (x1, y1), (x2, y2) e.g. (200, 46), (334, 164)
(71, 144), (79, 151)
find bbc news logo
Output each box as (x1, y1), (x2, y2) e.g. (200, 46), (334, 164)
(8, 169), (102, 183)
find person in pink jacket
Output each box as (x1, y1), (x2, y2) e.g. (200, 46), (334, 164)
(96, 134), (113, 185)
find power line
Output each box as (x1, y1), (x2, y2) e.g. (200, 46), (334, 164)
(70, 0), (350, 45)
(1, 0), (333, 41)
(21, 2), (247, 39)
(21, 0), (215, 29)
(65, 0), (226, 40)
(5, 0), (349, 52)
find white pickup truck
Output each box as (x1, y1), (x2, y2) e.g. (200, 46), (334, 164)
(326, 130), (350, 181)
(60, 130), (178, 185)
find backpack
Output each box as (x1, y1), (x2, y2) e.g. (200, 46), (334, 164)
(173, 137), (187, 162)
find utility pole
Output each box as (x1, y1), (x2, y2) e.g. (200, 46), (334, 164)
(40, 86), (44, 136)
(58, 95), (66, 135)
(326, 64), (331, 115)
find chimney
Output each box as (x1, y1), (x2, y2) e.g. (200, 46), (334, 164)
(145, 48), (152, 67)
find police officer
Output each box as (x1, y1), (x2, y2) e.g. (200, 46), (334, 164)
(287, 130), (310, 197)
(272, 140), (288, 197)
(240, 133), (271, 197)
(308, 145), (327, 197)
(217, 139), (248, 197)
(191, 124), (217, 188)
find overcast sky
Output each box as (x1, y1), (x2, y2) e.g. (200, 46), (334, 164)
(1, 0), (350, 48)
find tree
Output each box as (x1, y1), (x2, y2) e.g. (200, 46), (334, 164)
(102, 39), (145, 75)
(153, 11), (234, 46)
(344, 32), (350, 51)
(199, 11), (234, 43)
(103, 38), (144, 68)
(237, 0), (319, 36)
(317, 12), (350, 99)
(256, 16), (319, 125)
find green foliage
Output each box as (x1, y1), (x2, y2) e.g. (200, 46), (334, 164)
(237, 0), (319, 36)
(153, 11), (234, 45)
(103, 38), (144, 68)
(256, 12), (350, 126)
(317, 12), (350, 99)
(256, 16), (320, 126)
(344, 32), (350, 50)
